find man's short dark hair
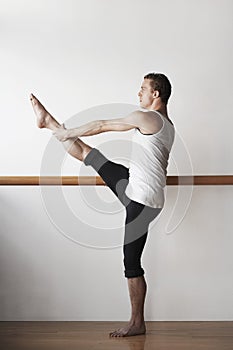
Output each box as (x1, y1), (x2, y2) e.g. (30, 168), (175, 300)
(144, 72), (172, 104)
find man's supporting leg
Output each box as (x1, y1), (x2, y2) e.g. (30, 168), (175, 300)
(109, 236), (148, 337)
(30, 94), (92, 161)
(125, 234), (148, 329)
(110, 205), (162, 337)
(109, 202), (150, 337)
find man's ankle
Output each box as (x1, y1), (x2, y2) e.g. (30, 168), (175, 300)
(129, 318), (145, 326)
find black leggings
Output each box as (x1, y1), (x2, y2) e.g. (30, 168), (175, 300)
(83, 148), (162, 278)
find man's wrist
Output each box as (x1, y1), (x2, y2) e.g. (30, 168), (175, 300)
(68, 129), (79, 138)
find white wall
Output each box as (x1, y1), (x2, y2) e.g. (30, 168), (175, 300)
(0, 0), (232, 320)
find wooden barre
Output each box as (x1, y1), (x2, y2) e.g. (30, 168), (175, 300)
(0, 176), (232, 186)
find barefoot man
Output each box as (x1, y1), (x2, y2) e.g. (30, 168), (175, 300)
(30, 73), (175, 337)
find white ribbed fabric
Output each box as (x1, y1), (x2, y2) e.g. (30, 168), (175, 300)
(125, 111), (175, 208)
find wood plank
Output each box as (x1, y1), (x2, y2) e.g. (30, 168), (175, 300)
(0, 175), (233, 186)
(0, 321), (233, 350)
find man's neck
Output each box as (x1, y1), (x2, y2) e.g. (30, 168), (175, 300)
(149, 104), (168, 119)
(147, 100), (167, 115)
(155, 107), (168, 118)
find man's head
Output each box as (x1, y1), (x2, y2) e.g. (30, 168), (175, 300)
(138, 72), (172, 109)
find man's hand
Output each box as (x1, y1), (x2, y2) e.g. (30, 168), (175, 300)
(53, 124), (73, 142)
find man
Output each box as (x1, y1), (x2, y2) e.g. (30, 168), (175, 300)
(30, 72), (175, 337)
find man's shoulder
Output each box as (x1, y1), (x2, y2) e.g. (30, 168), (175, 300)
(130, 109), (162, 123)
(129, 109), (151, 121)
(128, 110), (163, 134)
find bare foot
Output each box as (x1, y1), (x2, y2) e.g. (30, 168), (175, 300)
(30, 94), (59, 130)
(109, 322), (146, 337)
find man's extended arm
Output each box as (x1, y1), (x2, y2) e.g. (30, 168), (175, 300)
(53, 111), (142, 141)
(70, 112), (140, 137)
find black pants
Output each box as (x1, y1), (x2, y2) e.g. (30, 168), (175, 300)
(83, 148), (162, 278)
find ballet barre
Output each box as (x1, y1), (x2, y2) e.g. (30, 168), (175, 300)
(0, 176), (232, 186)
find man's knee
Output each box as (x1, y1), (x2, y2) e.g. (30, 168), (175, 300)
(124, 264), (145, 278)
(82, 146), (93, 163)
(123, 256), (144, 278)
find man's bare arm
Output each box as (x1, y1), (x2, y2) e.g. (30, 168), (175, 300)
(100, 110), (163, 134)
(76, 111), (140, 137)
(53, 110), (160, 141)
(67, 111), (142, 138)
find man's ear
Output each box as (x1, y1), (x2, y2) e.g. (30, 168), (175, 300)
(153, 90), (160, 99)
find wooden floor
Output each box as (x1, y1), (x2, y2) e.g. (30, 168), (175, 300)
(0, 321), (233, 350)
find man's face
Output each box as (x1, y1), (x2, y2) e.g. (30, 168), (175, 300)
(138, 79), (155, 109)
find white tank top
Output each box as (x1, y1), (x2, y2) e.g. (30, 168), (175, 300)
(125, 111), (175, 208)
